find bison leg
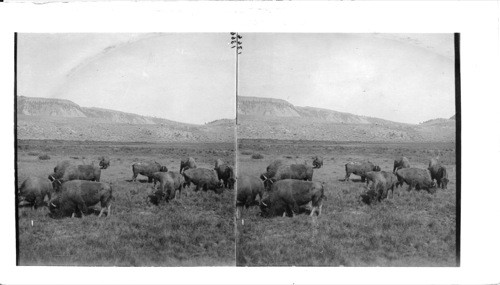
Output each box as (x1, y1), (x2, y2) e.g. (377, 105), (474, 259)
(344, 172), (350, 181)
(131, 172), (138, 182)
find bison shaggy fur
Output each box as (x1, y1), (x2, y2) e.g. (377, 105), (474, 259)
(396, 168), (437, 193)
(132, 161), (167, 183)
(344, 161), (381, 182)
(18, 176), (54, 209)
(182, 168), (223, 193)
(393, 156), (410, 173)
(260, 179), (325, 218)
(49, 180), (112, 218)
(180, 157), (197, 174)
(312, 156), (324, 169)
(215, 164), (236, 189)
(236, 174), (264, 218)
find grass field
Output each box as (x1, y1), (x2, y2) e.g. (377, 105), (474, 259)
(236, 139), (457, 266)
(16, 140), (235, 266)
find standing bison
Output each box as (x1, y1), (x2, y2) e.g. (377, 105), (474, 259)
(395, 168), (437, 193)
(344, 161), (381, 182)
(236, 174), (264, 219)
(98, 156), (110, 169)
(131, 161), (168, 183)
(261, 164), (314, 190)
(428, 158), (449, 189)
(49, 164), (102, 191)
(312, 156), (324, 169)
(260, 179), (325, 218)
(393, 156), (410, 173)
(48, 180), (112, 218)
(18, 177), (54, 209)
(365, 171), (399, 201)
(182, 168), (223, 193)
(180, 157), (197, 174)
(215, 163), (236, 189)
(152, 171), (186, 201)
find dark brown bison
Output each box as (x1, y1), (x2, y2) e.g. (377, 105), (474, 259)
(312, 156), (324, 169)
(50, 164), (102, 191)
(18, 176), (54, 209)
(344, 161), (381, 182)
(428, 158), (449, 189)
(260, 179), (325, 218)
(365, 171), (399, 201)
(215, 164), (236, 189)
(131, 161), (167, 183)
(98, 156), (110, 169)
(261, 164), (314, 190)
(182, 168), (223, 193)
(262, 160), (285, 179)
(236, 174), (264, 219)
(48, 180), (112, 218)
(50, 160), (73, 180)
(152, 172), (177, 202)
(395, 168), (437, 193)
(393, 156), (410, 173)
(180, 157), (197, 174)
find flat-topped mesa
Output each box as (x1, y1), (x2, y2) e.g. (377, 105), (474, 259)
(238, 96), (300, 117)
(17, 96), (86, 117)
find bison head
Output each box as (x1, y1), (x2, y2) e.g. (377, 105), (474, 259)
(259, 173), (268, 181)
(263, 178), (276, 191)
(51, 179), (63, 192)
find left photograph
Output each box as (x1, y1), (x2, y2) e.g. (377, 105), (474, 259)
(15, 33), (236, 266)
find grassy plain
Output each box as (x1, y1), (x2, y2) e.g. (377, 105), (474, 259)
(236, 139), (457, 266)
(16, 140), (235, 266)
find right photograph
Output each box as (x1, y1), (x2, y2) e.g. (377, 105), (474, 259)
(235, 33), (458, 266)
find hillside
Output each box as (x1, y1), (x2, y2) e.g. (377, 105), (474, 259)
(237, 96), (455, 142)
(16, 96), (234, 142)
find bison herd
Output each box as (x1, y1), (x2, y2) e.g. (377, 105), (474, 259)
(18, 152), (450, 220)
(17, 156), (235, 218)
(236, 155), (450, 219)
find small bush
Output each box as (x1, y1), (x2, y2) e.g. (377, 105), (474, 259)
(38, 154), (51, 160)
(241, 150), (253, 155)
(27, 152), (39, 156)
(251, 153), (264, 159)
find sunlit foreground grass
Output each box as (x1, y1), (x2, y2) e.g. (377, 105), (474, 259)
(17, 140), (235, 266)
(236, 140), (456, 266)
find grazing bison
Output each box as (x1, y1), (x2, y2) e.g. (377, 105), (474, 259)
(18, 177), (54, 209)
(152, 172), (176, 201)
(344, 161), (381, 182)
(131, 161), (168, 183)
(262, 160), (285, 178)
(428, 159), (449, 189)
(236, 174), (265, 219)
(50, 164), (102, 191)
(146, 186), (165, 206)
(48, 180), (112, 218)
(166, 171), (186, 198)
(312, 156), (324, 169)
(215, 164), (236, 189)
(51, 160), (74, 180)
(396, 168), (437, 193)
(260, 179), (325, 218)
(365, 171), (399, 201)
(98, 156), (110, 169)
(261, 164), (314, 190)
(182, 168), (223, 193)
(180, 157), (197, 173)
(393, 156), (410, 173)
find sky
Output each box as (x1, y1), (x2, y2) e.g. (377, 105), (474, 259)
(18, 33), (454, 125)
(18, 33), (235, 125)
(239, 33), (455, 124)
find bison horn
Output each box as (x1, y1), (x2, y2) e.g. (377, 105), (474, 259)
(50, 202), (56, 207)
(262, 175), (267, 180)
(261, 201), (268, 207)
(49, 175), (55, 181)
